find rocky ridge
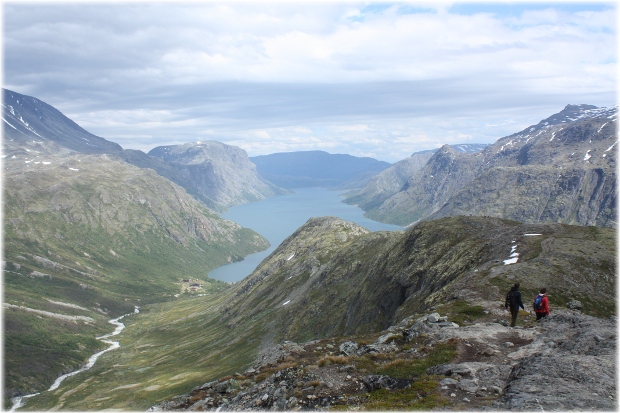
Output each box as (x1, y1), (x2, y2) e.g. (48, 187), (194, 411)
(221, 215), (615, 348)
(359, 104), (617, 227)
(151, 308), (616, 411)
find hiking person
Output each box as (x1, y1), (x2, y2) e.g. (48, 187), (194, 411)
(505, 282), (525, 327)
(533, 288), (550, 320)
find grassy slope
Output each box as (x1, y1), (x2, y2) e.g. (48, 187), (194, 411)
(3, 156), (269, 406)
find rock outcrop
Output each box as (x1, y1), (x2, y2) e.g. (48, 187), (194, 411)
(151, 310), (616, 411)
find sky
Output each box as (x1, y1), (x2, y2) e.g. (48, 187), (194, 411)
(2, 1), (617, 162)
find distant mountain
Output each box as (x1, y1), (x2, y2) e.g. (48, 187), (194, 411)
(344, 144), (488, 210)
(250, 150), (392, 189)
(2, 88), (283, 210)
(358, 105), (617, 227)
(149, 142), (285, 210)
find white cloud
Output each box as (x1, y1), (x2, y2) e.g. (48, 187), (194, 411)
(3, 2), (616, 162)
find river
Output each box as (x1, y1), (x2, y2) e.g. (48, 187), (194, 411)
(9, 307), (140, 412)
(208, 187), (403, 283)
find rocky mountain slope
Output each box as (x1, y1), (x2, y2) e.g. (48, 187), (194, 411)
(2, 88), (123, 155)
(2, 115), (271, 402)
(149, 141), (284, 211)
(222, 215), (615, 345)
(250, 150), (392, 189)
(344, 144), (488, 211)
(359, 105), (617, 227)
(149, 215), (615, 412)
(152, 310), (616, 412)
(2, 88), (282, 210)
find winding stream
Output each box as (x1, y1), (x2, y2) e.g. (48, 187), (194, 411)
(9, 307), (140, 412)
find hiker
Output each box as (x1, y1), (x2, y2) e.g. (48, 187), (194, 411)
(505, 282), (525, 327)
(533, 288), (550, 320)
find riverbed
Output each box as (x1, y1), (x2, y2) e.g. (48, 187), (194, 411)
(9, 307), (140, 412)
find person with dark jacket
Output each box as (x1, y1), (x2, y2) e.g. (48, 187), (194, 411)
(505, 282), (525, 327)
(534, 288), (550, 320)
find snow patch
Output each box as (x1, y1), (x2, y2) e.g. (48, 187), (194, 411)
(282, 300), (291, 306)
(2, 117), (18, 130)
(503, 244), (519, 265)
(524, 233), (542, 236)
(69, 167), (79, 171)
(605, 141), (617, 152)
(287, 253), (295, 261)
(583, 150), (591, 161)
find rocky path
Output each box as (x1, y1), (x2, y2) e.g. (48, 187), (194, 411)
(150, 309), (616, 411)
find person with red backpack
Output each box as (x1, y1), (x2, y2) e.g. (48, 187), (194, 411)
(533, 287), (550, 320)
(505, 282), (525, 327)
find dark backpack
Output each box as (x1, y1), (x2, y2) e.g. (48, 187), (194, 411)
(506, 290), (517, 307)
(534, 295), (544, 311)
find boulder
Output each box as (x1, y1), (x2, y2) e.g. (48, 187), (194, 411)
(339, 341), (359, 356)
(567, 300), (583, 311)
(362, 375), (411, 392)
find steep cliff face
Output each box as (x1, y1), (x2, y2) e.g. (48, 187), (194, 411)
(360, 105), (617, 227)
(149, 141), (285, 210)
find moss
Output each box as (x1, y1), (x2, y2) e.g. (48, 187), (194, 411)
(363, 376), (450, 410)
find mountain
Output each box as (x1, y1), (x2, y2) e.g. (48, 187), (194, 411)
(2, 88), (282, 211)
(2, 91), (275, 402)
(2, 151), (270, 401)
(23, 215), (615, 410)
(344, 144), (488, 211)
(2, 88), (123, 155)
(222, 215), (615, 342)
(249, 150), (392, 189)
(149, 141), (285, 211)
(358, 105), (617, 227)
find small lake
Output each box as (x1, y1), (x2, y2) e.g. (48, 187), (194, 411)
(208, 187), (403, 283)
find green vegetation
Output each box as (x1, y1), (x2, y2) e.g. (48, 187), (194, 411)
(363, 376), (450, 410)
(372, 341), (458, 379)
(441, 301), (486, 325)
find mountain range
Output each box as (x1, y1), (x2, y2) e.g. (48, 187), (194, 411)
(2, 89), (281, 211)
(2, 88), (617, 411)
(348, 104), (617, 227)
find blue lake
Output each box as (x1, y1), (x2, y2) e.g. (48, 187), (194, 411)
(208, 187), (403, 283)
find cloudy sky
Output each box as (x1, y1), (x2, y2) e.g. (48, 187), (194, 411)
(3, 1), (617, 162)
